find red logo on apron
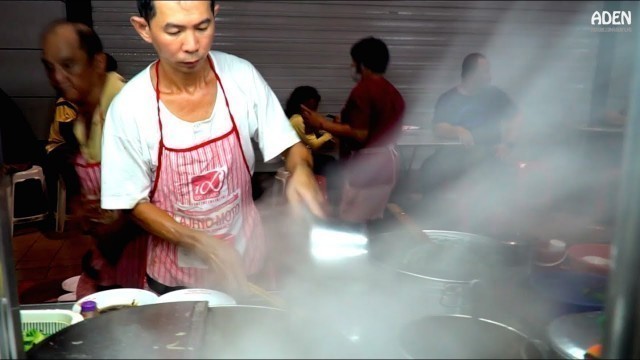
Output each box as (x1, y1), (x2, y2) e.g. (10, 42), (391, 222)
(190, 168), (226, 202)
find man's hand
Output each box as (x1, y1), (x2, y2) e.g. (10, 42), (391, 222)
(300, 105), (327, 130)
(131, 202), (250, 297)
(456, 127), (475, 148)
(190, 232), (250, 297)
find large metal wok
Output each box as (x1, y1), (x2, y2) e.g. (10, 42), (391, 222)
(27, 302), (369, 359)
(399, 314), (548, 359)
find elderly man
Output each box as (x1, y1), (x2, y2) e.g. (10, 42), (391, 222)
(101, 0), (325, 296)
(40, 20), (146, 298)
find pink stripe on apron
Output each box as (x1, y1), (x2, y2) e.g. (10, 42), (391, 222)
(74, 148), (147, 298)
(146, 56), (266, 289)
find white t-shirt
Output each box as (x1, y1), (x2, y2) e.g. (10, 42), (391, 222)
(101, 51), (300, 210)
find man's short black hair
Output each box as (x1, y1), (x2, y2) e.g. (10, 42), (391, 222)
(350, 36), (390, 74)
(137, 0), (216, 24)
(42, 20), (104, 61)
(461, 53), (486, 79)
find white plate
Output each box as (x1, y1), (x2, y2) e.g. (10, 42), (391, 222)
(72, 288), (159, 313)
(157, 288), (236, 307)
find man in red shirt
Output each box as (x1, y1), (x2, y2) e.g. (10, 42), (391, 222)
(302, 37), (405, 223)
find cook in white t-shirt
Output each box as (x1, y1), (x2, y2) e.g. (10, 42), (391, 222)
(101, 0), (326, 295)
(101, 51), (298, 209)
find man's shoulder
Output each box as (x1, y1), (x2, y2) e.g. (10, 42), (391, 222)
(211, 51), (255, 74)
(484, 85), (510, 98)
(436, 86), (461, 103)
(110, 66), (153, 108)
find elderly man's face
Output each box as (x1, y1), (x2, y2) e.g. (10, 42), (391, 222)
(41, 25), (103, 104)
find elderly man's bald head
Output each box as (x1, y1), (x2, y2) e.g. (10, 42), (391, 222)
(41, 20), (104, 61)
(40, 20), (107, 106)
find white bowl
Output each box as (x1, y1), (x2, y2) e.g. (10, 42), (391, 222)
(156, 288), (236, 307)
(72, 288), (159, 313)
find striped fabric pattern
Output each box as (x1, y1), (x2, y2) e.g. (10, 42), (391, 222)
(147, 58), (265, 288)
(74, 153), (147, 289)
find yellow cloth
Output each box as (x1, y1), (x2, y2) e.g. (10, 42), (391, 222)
(289, 114), (333, 151)
(46, 72), (125, 163)
(46, 99), (78, 153)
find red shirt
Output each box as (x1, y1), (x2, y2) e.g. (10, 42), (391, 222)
(340, 76), (405, 153)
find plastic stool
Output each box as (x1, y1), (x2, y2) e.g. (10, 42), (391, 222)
(10, 165), (48, 238)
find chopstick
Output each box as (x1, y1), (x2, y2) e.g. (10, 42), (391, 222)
(247, 282), (286, 309)
(386, 203), (432, 242)
(196, 244), (286, 309)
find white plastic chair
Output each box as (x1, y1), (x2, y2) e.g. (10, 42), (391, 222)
(9, 165), (48, 238)
(272, 167), (290, 206)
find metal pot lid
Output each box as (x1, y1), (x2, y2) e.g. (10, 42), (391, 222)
(368, 230), (503, 283)
(546, 311), (603, 359)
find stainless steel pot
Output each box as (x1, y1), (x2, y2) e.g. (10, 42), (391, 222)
(367, 230), (507, 314)
(399, 314), (549, 359)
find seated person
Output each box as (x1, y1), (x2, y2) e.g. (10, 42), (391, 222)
(285, 86), (337, 175)
(420, 53), (522, 232)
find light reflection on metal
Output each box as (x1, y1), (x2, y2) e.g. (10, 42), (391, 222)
(310, 227), (369, 261)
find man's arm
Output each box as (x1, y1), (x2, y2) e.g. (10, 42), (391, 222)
(290, 115), (333, 151)
(130, 202), (199, 247)
(281, 142), (327, 217)
(130, 202), (247, 294)
(431, 92), (473, 145)
(434, 122), (467, 139)
(301, 105), (369, 143)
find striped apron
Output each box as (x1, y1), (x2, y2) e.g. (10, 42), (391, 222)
(74, 153), (147, 298)
(145, 57), (266, 290)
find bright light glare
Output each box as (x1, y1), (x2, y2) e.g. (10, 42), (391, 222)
(310, 227), (369, 261)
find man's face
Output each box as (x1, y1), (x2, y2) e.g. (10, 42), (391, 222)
(350, 60), (362, 82)
(146, 1), (216, 74)
(473, 58), (492, 88)
(41, 26), (102, 104)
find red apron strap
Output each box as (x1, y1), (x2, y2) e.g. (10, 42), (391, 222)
(208, 57), (252, 176)
(150, 61), (165, 200)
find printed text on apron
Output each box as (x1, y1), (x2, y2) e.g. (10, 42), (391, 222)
(147, 56), (266, 288)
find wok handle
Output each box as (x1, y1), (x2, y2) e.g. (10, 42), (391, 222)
(386, 203), (430, 241)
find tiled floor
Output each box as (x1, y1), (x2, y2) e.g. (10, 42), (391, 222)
(12, 222), (92, 303)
